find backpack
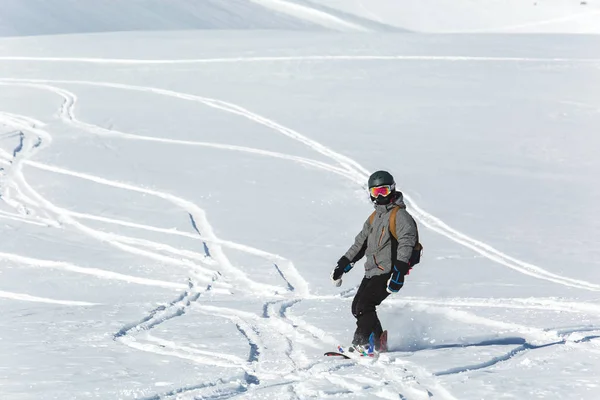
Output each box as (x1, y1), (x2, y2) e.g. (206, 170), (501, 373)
(369, 207), (423, 266)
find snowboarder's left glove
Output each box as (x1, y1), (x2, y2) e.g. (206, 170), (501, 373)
(386, 261), (408, 294)
(331, 256), (353, 286)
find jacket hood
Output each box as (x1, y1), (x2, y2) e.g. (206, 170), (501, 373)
(374, 191), (405, 213)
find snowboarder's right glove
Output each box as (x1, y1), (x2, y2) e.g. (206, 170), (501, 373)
(331, 256), (353, 286)
(386, 261), (408, 294)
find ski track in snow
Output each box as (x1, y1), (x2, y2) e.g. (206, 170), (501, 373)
(394, 296), (600, 316)
(1, 52), (599, 397)
(0, 209), (51, 226)
(0, 289), (100, 306)
(0, 111), (54, 220)
(0, 251), (188, 290)
(246, 0), (372, 32)
(1, 55), (600, 64)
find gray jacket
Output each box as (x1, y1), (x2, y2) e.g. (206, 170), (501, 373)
(344, 193), (418, 278)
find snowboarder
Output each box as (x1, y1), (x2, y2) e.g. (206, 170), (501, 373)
(331, 170), (420, 354)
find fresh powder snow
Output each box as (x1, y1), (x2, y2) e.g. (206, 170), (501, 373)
(1, 1), (600, 399)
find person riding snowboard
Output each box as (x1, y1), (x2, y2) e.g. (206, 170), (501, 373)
(331, 170), (420, 354)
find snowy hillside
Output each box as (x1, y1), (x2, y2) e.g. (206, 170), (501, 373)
(1, 1), (600, 400)
(312, 0), (600, 33)
(1, 0), (600, 35)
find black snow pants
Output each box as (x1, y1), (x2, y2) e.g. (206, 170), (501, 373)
(351, 273), (398, 346)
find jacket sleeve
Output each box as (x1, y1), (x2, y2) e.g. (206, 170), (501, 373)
(344, 219), (370, 263)
(394, 210), (418, 263)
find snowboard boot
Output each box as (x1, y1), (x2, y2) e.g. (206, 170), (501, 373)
(376, 330), (388, 353)
(348, 343), (370, 356)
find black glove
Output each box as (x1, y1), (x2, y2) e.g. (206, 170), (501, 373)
(331, 256), (353, 281)
(386, 261), (409, 294)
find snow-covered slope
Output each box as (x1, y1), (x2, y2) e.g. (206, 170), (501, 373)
(0, 0), (405, 36)
(312, 0), (600, 33)
(0, 0), (320, 36)
(2, 0), (600, 36)
(1, 1), (600, 400)
(2, 31), (600, 399)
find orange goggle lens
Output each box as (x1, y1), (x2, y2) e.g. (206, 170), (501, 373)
(369, 185), (393, 198)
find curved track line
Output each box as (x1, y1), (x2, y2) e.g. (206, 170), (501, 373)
(405, 302), (561, 345)
(4, 77), (593, 292)
(118, 336), (246, 369)
(65, 210), (310, 296)
(0, 111), (53, 216)
(0, 55), (599, 64)
(0, 289), (99, 305)
(404, 198), (600, 291)
(0, 114), (66, 226)
(146, 378), (248, 400)
(0, 251), (186, 289)
(0, 111), (46, 128)
(63, 210), (299, 269)
(146, 334), (247, 365)
(194, 305), (264, 382)
(0, 209), (50, 226)
(277, 302), (339, 346)
(114, 235), (215, 264)
(195, 303), (301, 377)
(396, 296), (600, 316)
(246, 0), (371, 32)
(317, 292), (564, 343)
(388, 358), (458, 400)
(0, 155), (40, 216)
(112, 281), (232, 374)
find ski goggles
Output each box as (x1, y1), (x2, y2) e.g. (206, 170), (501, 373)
(369, 184), (394, 198)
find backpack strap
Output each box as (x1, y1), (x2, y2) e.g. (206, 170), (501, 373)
(370, 206), (423, 266)
(368, 211), (376, 225)
(390, 207), (423, 264)
(369, 208), (399, 238)
(389, 207), (400, 240)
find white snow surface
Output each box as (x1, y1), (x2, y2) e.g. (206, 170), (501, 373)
(1, 2), (600, 400)
(2, 0), (600, 35)
(310, 0), (600, 33)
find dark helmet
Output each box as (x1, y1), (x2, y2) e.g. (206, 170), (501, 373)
(368, 170), (395, 188)
(368, 170), (396, 205)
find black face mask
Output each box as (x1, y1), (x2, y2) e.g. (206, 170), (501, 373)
(371, 194), (393, 205)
